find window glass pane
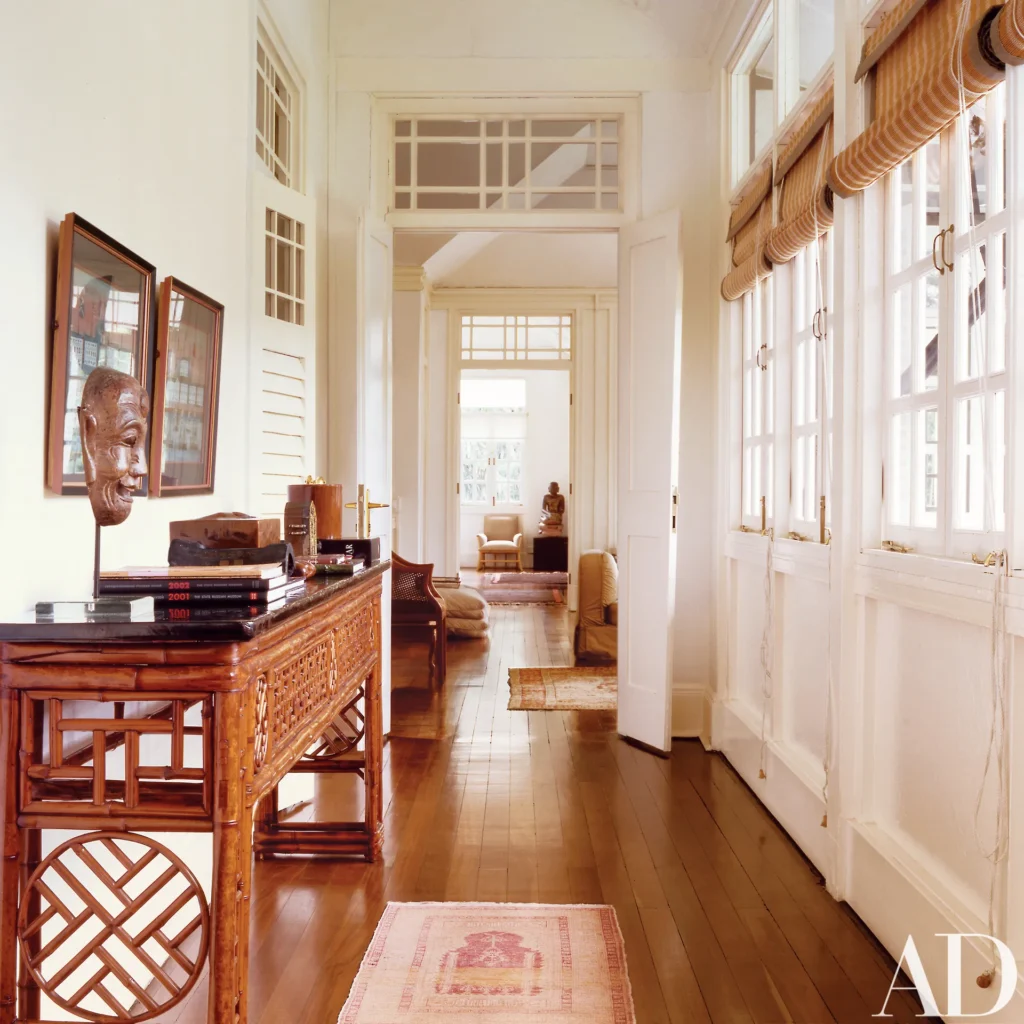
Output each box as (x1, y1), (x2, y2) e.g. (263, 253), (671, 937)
(893, 283), (912, 397)
(890, 412), (912, 526)
(919, 271), (940, 391)
(955, 396), (984, 532)
(895, 160), (913, 272)
(994, 390), (1006, 532)
(923, 139), (941, 259)
(797, 0), (834, 93)
(751, 34), (775, 160)
(917, 407), (939, 528)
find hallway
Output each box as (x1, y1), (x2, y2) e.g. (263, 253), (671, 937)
(173, 605), (920, 1023)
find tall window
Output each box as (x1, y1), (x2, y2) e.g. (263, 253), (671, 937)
(256, 24), (300, 189)
(742, 277), (775, 528)
(883, 83), (1009, 557)
(731, 9), (775, 184)
(265, 209), (306, 325)
(791, 235), (833, 534)
(460, 378), (526, 507)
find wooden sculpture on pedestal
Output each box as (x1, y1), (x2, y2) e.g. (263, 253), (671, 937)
(78, 367), (149, 594)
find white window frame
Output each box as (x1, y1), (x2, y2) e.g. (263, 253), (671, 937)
(460, 314), (573, 362)
(255, 14), (304, 193)
(460, 436), (525, 509)
(790, 234), (833, 536)
(881, 81), (1013, 560)
(741, 276), (776, 530)
(729, 4), (776, 188)
(372, 96), (639, 230)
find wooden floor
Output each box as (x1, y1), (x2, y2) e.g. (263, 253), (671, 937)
(174, 604), (921, 1024)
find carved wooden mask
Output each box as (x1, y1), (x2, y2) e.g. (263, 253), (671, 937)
(77, 368), (149, 526)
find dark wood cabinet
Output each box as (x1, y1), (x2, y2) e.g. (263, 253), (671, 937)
(533, 534), (568, 572)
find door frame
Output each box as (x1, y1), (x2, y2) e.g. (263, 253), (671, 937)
(431, 287), (618, 607)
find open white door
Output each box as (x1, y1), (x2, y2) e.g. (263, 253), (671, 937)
(617, 209), (682, 754)
(357, 211), (394, 735)
(249, 171), (317, 519)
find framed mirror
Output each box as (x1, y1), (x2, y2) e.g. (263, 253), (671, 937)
(47, 213), (155, 494)
(150, 277), (224, 496)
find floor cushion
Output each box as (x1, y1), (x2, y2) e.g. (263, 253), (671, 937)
(439, 586), (490, 637)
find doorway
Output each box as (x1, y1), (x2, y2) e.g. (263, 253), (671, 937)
(460, 366), (571, 602)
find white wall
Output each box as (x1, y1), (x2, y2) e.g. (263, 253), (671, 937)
(436, 233), (618, 289)
(0, 0), (329, 615)
(458, 369), (570, 568)
(2, 2), (328, 1013)
(392, 285), (427, 560)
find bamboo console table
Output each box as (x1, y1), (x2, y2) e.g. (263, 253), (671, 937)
(0, 562), (388, 1024)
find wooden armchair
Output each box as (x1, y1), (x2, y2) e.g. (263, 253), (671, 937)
(391, 552), (447, 689)
(476, 514), (523, 572)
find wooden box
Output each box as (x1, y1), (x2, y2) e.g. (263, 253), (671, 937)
(170, 513), (281, 550)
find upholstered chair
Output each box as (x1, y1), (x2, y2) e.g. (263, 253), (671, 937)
(476, 514), (523, 572)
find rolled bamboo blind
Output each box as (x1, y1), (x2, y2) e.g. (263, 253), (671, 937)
(989, 0), (1024, 63)
(726, 162), (773, 241)
(722, 199), (773, 301)
(765, 89), (834, 265)
(828, 0), (1005, 198)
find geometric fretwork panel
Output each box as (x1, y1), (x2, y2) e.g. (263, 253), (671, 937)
(255, 603), (375, 776)
(18, 832), (209, 1022)
(20, 696), (211, 822)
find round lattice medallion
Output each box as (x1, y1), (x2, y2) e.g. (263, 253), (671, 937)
(18, 831), (210, 1023)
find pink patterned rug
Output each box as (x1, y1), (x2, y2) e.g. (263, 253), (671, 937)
(338, 902), (635, 1023)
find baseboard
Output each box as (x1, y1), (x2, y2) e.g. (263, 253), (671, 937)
(671, 687), (710, 745)
(712, 698), (835, 879)
(844, 820), (1024, 1020)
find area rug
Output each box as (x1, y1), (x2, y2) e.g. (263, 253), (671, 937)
(338, 902), (635, 1023)
(507, 666), (617, 711)
(481, 571), (568, 605)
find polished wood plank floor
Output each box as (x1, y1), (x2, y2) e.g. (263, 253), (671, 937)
(174, 605), (921, 1024)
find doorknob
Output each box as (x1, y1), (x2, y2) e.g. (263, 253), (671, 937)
(344, 484), (390, 539)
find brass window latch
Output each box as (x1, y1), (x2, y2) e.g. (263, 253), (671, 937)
(972, 551), (1005, 569)
(882, 539), (913, 554)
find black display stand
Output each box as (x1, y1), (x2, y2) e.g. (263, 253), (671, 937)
(533, 535), (568, 572)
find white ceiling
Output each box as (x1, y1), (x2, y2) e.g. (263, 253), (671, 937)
(330, 0), (735, 61)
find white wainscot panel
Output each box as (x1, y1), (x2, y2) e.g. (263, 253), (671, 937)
(730, 555), (768, 716)
(778, 573), (828, 767)
(865, 599), (1000, 917)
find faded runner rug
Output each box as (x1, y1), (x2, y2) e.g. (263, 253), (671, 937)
(482, 571), (567, 605)
(338, 902), (635, 1023)
(507, 666), (617, 711)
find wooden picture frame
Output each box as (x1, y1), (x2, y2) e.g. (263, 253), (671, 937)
(150, 277), (224, 496)
(47, 213), (156, 495)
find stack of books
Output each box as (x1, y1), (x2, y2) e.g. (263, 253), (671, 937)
(311, 554), (366, 576)
(99, 563), (301, 620)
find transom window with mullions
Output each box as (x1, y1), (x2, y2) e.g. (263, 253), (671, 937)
(883, 83), (1009, 558)
(461, 315), (572, 361)
(393, 118), (620, 213)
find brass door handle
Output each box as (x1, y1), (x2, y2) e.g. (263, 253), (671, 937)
(932, 229), (945, 275)
(942, 223), (955, 272)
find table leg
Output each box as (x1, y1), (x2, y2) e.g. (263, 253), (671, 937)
(363, 660), (384, 863)
(209, 690), (254, 1024)
(0, 690), (18, 1024)
(16, 830), (39, 1022)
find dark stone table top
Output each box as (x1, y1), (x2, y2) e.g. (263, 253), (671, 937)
(0, 561), (389, 645)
